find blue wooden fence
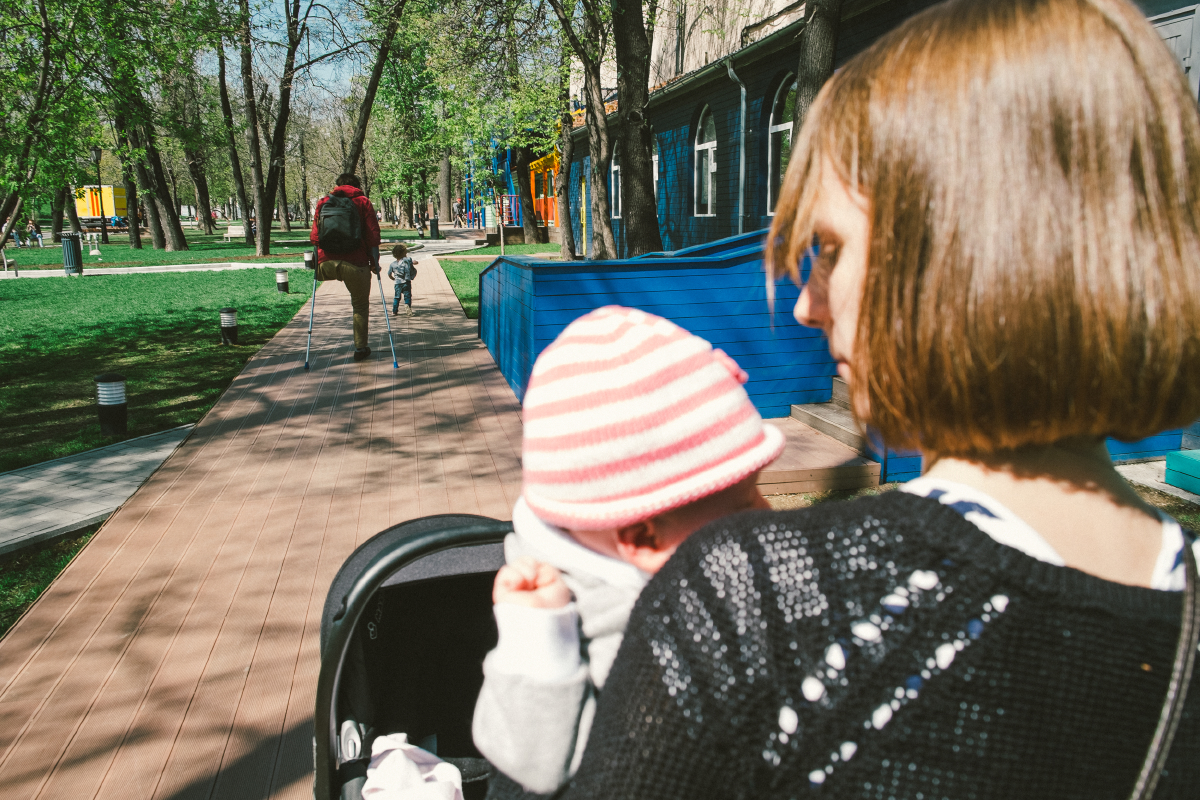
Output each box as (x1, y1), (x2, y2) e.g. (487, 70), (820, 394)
(479, 232), (829, 420)
(478, 230), (1181, 481)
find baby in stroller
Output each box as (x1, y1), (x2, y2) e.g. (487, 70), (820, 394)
(471, 306), (785, 795)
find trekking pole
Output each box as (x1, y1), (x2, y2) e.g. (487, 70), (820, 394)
(304, 249), (318, 370)
(376, 271), (399, 369)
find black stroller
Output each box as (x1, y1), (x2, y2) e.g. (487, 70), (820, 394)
(315, 514), (513, 800)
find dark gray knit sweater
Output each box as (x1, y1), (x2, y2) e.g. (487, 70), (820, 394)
(552, 492), (1198, 799)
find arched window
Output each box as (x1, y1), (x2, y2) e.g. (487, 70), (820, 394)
(694, 107), (716, 216)
(610, 147), (621, 219)
(768, 76), (797, 215)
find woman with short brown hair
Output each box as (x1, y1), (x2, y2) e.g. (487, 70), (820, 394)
(552, 1), (1200, 797)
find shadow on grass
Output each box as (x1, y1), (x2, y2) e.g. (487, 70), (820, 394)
(0, 270), (312, 472)
(0, 526), (99, 639)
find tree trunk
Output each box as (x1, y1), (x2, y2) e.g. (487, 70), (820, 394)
(556, 112), (577, 260)
(438, 149), (452, 222)
(511, 145), (539, 243)
(238, 0), (270, 254)
(277, 160), (292, 231)
(145, 127), (188, 249)
(0, 198), (23, 251)
(115, 128), (142, 248)
(122, 123), (167, 249)
(217, 44), (254, 246)
(51, 186), (66, 243)
(299, 134), (311, 224)
(793, 0), (844, 129)
(582, 62), (616, 259)
(344, 9), (404, 173)
(613, 0), (662, 257)
(184, 150), (216, 234)
(399, 189), (412, 228)
(65, 187), (82, 234)
(123, 170), (142, 248)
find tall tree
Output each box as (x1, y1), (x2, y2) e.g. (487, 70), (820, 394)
(555, 68), (576, 260)
(344, 0), (407, 174)
(114, 128), (142, 248)
(793, 0), (844, 128)
(216, 44), (254, 246)
(438, 149), (452, 223)
(612, 0), (662, 256)
(546, 0), (616, 258)
(510, 145), (538, 242)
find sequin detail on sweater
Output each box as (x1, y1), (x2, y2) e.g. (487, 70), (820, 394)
(560, 492), (1199, 800)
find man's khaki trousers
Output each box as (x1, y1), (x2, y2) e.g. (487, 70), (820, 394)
(316, 260), (372, 350)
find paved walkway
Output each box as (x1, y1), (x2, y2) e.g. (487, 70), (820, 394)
(0, 246), (872, 800)
(0, 254), (524, 800)
(0, 427), (194, 557)
(1117, 459), (1200, 505)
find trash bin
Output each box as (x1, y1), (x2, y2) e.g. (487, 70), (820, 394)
(62, 232), (83, 276)
(430, 216), (440, 240)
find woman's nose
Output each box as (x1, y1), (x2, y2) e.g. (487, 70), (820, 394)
(794, 284), (828, 329)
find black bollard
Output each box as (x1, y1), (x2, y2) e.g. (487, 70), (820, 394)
(220, 308), (239, 344)
(275, 268), (289, 293)
(95, 373), (127, 435)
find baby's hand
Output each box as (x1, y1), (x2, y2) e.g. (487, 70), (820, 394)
(493, 556), (571, 608)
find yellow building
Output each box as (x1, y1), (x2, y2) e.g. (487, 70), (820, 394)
(75, 185), (127, 218)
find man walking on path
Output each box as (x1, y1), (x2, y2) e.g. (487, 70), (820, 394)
(310, 173), (382, 361)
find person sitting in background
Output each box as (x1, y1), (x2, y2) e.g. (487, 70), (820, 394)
(551, 1), (1200, 798)
(24, 217), (41, 247)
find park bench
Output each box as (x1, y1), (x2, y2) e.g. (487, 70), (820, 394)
(223, 225), (246, 242)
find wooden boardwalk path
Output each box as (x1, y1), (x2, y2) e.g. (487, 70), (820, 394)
(0, 258), (524, 800)
(0, 255), (869, 800)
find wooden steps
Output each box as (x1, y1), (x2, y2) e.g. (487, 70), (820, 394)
(789, 377), (869, 455)
(757, 415), (880, 495)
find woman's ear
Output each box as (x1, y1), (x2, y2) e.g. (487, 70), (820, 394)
(615, 520), (675, 574)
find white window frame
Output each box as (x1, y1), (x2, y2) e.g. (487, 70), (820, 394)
(610, 150), (621, 219)
(694, 106), (717, 217)
(768, 76), (796, 216)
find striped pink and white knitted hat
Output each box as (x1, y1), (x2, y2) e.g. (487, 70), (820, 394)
(521, 306), (784, 530)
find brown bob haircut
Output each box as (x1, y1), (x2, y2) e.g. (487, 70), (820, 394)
(768, 0), (1200, 457)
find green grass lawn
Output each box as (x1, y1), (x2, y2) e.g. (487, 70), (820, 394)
(6, 225), (424, 271)
(465, 242), (560, 256)
(0, 268), (312, 473)
(440, 259), (491, 319)
(0, 526), (98, 639)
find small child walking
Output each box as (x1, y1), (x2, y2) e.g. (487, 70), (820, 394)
(387, 244), (415, 316)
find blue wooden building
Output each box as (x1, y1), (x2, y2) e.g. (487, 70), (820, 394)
(564, 0), (1200, 256)
(481, 0), (1195, 484)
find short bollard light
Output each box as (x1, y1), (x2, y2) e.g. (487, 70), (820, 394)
(275, 268), (289, 293)
(303, 250), (315, 270)
(220, 307), (239, 345)
(95, 373), (127, 436)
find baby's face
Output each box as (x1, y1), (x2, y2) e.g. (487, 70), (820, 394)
(567, 473), (770, 574)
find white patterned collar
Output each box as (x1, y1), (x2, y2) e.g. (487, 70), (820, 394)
(901, 477), (1194, 591)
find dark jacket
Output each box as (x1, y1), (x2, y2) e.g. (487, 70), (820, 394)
(554, 492), (1199, 800)
(310, 184), (382, 268)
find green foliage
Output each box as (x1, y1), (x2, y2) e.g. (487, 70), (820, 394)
(0, 527), (99, 639)
(0, 268), (312, 472)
